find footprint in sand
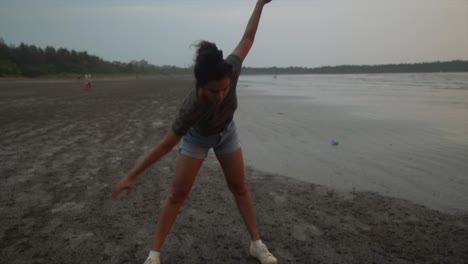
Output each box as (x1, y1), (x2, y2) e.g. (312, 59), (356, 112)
(292, 224), (323, 241)
(50, 202), (84, 213)
(268, 191), (287, 204)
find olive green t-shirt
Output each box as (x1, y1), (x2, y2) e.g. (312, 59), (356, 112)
(172, 54), (243, 136)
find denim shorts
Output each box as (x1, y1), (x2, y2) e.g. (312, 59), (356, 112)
(179, 121), (241, 159)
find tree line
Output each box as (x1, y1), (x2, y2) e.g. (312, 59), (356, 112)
(0, 38), (467, 77)
(0, 39), (190, 77)
(242, 61), (468, 74)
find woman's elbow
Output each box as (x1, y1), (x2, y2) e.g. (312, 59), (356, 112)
(160, 141), (176, 154)
(160, 131), (181, 154)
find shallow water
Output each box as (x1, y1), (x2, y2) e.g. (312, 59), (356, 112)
(236, 73), (468, 213)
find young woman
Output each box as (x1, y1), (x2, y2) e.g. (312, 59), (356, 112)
(112, 1), (277, 263)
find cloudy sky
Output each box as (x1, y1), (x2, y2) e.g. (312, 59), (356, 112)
(1, 0), (467, 68)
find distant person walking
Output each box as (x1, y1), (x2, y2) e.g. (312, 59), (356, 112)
(84, 73), (91, 90)
(112, 1), (276, 264)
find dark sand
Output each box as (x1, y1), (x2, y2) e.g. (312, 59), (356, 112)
(0, 77), (467, 264)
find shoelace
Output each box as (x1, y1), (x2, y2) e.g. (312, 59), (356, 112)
(144, 257), (158, 264)
(260, 244), (273, 256)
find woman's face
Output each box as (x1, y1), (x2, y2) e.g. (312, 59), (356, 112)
(200, 77), (231, 104)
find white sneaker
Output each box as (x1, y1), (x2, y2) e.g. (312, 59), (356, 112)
(143, 256), (160, 264)
(249, 242), (278, 264)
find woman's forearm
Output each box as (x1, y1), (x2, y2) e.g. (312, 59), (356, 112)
(243, 1), (266, 42)
(127, 129), (181, 180)
(128, 143), (172, 180)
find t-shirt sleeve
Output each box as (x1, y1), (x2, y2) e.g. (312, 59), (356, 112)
(225, 54), (243, 79)
(171, 90), (204, 136)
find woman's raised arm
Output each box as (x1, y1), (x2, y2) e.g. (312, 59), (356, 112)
(231, 0), (272, 61)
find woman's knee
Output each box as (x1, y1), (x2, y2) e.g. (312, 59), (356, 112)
(228, 182), (248, 196)
(168, 188), (191, 204)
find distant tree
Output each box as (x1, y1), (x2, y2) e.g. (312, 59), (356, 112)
(0, 40), (10, 61)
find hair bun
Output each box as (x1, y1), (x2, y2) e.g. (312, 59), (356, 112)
(193, 41), (232, 87)
(216, 50), (223, 62)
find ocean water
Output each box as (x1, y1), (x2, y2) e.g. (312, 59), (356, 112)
(235, 73), (468, 213)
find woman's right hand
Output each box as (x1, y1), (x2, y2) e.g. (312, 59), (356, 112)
(258, 0), (272, 5)
(112, 175), (135, 199)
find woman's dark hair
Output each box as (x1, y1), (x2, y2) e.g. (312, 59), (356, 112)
(193, 41), (233, 88)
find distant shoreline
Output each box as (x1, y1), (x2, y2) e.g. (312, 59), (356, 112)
(1, 70), (468, 81)
(241, 60), (468, 75)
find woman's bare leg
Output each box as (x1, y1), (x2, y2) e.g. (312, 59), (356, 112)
(152, 154), (204, 251)
(216, 148), (260, 241)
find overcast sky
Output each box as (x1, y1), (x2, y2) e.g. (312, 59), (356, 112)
(1, 0), (467, 68)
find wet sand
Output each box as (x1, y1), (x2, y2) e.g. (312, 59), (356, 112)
(1, 77), (467, 263)
(236, 74), (468, 214)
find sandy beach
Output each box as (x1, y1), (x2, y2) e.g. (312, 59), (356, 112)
(1, 76), (467, 264)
